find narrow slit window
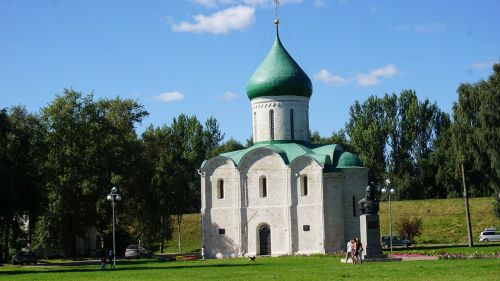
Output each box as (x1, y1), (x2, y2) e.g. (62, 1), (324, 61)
(352, 195), (356, 217)
(260, 176), (268, 198)
(217, 179), (224, 199)
(290, 109), (294, 140)
(301, 175), (308, 196)
(269, 110), (274, 141)
(253, 112), (257, 140)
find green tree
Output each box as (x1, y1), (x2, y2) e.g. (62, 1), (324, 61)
(0, 107), (44, 261)
(346, 96), (392, 184)
(141, 115), (223, 253)
(450, 63), (500, 197)
(346, 91), (448, 199)
(310, 129), (354, 151)
(207, 138), (245, 159)
(34, 89), (147, 257)
(141, 125), (174, 253)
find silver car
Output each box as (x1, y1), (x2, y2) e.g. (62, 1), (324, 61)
(124, 245), (151, 259)
(479, 228), (500, 242)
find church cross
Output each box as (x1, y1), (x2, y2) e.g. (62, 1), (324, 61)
(274, 0), (280, 26)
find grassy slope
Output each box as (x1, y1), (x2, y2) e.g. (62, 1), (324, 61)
(160, 214), (201, 254)
(161, 197), (500, 253)
(378, 197), (500, 244)
(1, 257), (499, 281)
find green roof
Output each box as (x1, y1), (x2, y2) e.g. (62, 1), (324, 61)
(337, 151), (364, 168)
(246, 33), (312, 100)
(218, 142), (329, 166)
(201, 141), (364, 170)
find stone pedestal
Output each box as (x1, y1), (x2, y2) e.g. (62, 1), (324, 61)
(359, 214), (386, 259)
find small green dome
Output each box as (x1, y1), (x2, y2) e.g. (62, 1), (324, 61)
(337, 152), (364, 168)
(246, 34), (312, 100)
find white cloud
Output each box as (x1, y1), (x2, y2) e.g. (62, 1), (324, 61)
(314, 0), (326, 7)
(153, 91), (185, 103)
(356, 64), (399, 86)
(243, 0), (268, 6)
(192, 0), (218, 8)
(414, 23), (446, 33)
(392, 23), (446, 34)
(469, 60), (498, 71)
(218, 91), (239, 101)
(314, 69), (350, 86)
(172, 5), (255, 34)
(281, 0), (304, 4)
(241, 0), (303, 7)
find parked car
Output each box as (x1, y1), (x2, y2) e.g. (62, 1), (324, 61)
(11, 250), (38, 265)
(124, 244), (151, 259)
(381, 235), (411, 248)
(479, 227), (500, 242)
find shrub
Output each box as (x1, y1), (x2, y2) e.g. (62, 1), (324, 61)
(395, 217), (423, 242)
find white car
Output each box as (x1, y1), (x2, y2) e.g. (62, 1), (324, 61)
(124, 245), (151, 258)
(479, 228), (500, 242)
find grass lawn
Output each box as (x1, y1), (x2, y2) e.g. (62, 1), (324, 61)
(1, 256), (499, 281)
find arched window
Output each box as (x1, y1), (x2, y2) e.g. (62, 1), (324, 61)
(217, 179), (224, 199)
(290, 109), (294, 140)
(260, 176), (268, 198)
(301, 175), (308, 196)
(253, 112), (257, 140)
(269, 110), (274, 141)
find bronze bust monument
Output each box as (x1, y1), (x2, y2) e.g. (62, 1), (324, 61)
(359, 184), (379, 215)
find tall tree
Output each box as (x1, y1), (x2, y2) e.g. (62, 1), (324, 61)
(141, 115), (223, 253)
(451, 63), (500, 197)
(346, 96), (392, 184)
(34, 89), (147, 257)
(0, 107), (44, 261)
(346, 91), (448, 199)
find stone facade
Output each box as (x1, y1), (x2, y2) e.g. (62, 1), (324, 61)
(200, 145), (368, 258)
(251, 96), (309, 142)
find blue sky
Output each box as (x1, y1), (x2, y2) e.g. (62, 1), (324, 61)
(1, 0), (499, 143)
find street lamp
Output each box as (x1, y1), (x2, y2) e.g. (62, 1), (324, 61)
(381, 179), (396, 252)
(107, 186), (121, 269)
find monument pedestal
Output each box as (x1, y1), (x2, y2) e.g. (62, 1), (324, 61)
(359, 214), (401, 262)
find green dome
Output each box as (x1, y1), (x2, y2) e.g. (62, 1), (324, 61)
(337, 152), (364, 168)
(246, 34), (312, 100)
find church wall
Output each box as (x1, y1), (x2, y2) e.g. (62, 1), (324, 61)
(202, 159), (241, 258)
(290, 158), (325, 254)
(241, 150), (291, 256)
(251, 96), (309, 142)
(340, 168), (369, 245)
(323, 172), (345, 252)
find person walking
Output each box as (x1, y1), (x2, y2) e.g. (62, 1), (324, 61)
(352, 239), (358, 264)
(100, 255), (107, 270)
(356, 238), (363, 264)
(108, 249), (115, 269)
(345, 240), (353, 263)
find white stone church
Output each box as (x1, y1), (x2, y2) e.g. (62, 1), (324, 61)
(199, 21), (368, 258)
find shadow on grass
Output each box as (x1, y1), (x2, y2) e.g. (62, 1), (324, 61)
(0, 262), (263, 276)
